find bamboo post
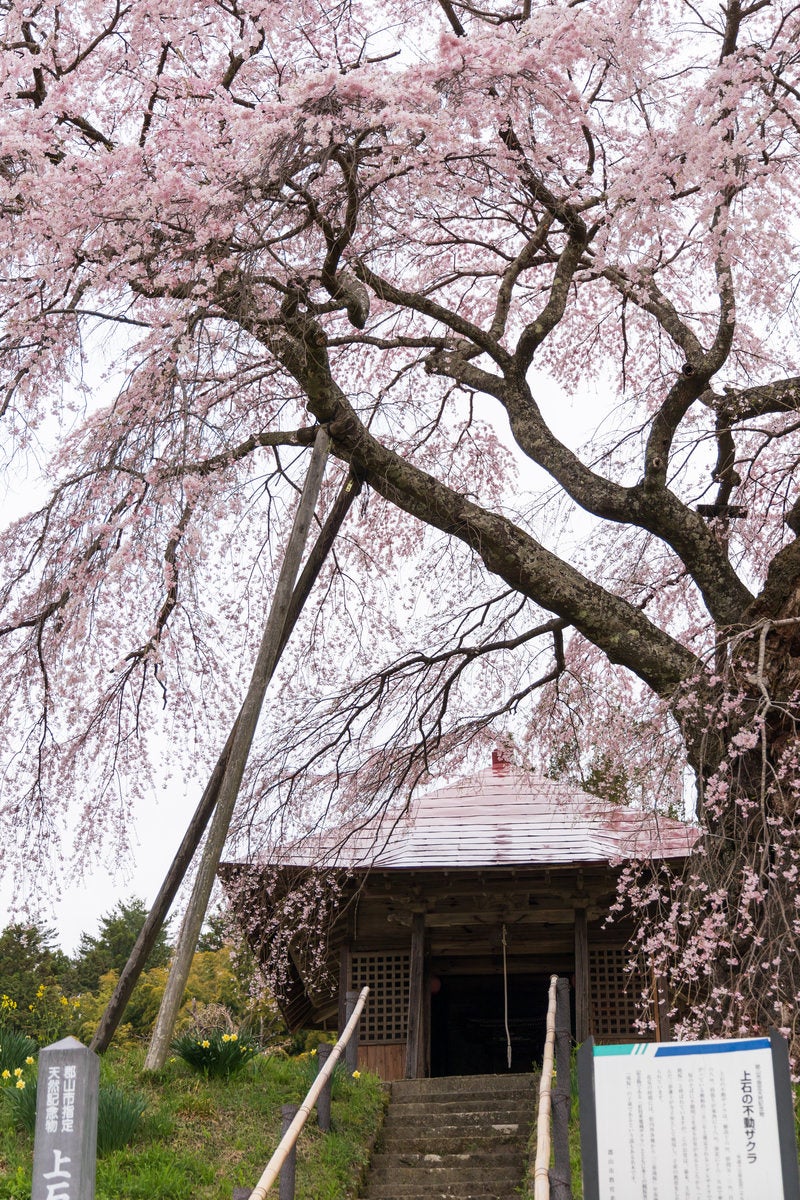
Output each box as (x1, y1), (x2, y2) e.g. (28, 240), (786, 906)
(551, 977), (573, 1200)
(534, 974), (559, 1200)
(248, 987), (369, 1200)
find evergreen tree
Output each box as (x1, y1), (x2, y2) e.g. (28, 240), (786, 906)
(71, 898), (172, 995)
(0, 922), (71, 1019)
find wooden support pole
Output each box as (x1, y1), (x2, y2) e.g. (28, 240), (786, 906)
(144, 429), (330, 1072)
(91, 463), (361, 1055)
(574, 907), (590, 1044)
(550, 977), (573, 1200)
(405, 911), (426, 1079)
(90, 719), (238, 1053)
(338, 943), (352, 1035)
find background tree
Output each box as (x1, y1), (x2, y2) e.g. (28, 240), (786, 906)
(1, 0), (799, 1049)
(71, 898), (172, 995)
(0, 923), (71, 1017)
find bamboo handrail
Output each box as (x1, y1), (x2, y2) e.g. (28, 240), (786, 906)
(533, 974), (559, 1200)
(248, 986), (370, 1200)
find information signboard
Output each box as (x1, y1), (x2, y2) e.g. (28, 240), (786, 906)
(578, 1030), (800, 1200)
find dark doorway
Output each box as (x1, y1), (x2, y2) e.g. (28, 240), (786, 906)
(429, 972), (554, 1076)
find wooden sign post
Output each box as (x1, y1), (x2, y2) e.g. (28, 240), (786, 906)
(32, 1037), (99, 1200)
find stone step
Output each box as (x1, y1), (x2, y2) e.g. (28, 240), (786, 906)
(381, 1113), (527, 1132)
(378, 1130), (522, 1154)
(383, 1097), (532, 1118)
(360, 1072), (535, 1200)
(390, 1072), (535, 1100)
(369, 1149), (524, 1170)
(364, 1192), (513, 1200)
(365, 1164), (524, 1186)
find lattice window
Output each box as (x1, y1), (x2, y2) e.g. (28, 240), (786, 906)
(351, 953), (410, 1043)
(589, 946), (647, 1041)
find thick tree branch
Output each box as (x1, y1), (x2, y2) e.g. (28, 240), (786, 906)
(272, 327), (701, 697)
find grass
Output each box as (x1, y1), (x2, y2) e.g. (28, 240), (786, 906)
(0, 1044), (387, 1200)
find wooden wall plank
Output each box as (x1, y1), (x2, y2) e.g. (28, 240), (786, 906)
(359, 1043), (406, 1081)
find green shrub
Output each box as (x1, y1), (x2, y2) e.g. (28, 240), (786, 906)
(0, 1027), (37, 1073)
(97, 1085), (147, 1153)
(172, 1029), (258, 1078)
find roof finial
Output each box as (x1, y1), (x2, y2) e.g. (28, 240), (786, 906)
(492, 746), (512, 774)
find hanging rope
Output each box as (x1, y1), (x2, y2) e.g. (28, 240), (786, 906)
(502, 923), (512, 1069)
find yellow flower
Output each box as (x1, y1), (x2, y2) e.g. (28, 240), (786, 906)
(201, 1040), (210, 1049)
(59, 995), (69, 1007)
(15, 1079), (25, 1090)
(230, 1034), (238, 1042)
(1, 1070), (10, 1079)
(36, 985), (45, 998)
(352, 1070), (361, 1079)
(310, 1048), (317, 1056)
(13, 1068), (22, 1078)
(25, 1056), (35, 1065)
(222, 1034), (231, 1043)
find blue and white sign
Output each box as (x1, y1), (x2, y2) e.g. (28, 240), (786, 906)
(578, 1032), (800, 1200)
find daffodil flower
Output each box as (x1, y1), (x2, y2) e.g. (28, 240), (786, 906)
(352, 1070), (361, 1079)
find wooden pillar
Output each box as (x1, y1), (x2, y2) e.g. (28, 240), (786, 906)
(422, 963), (431, 1078)
(574, 907), (590, 1044)
(405, 912), (426, 1079)
(338, 943), (352, 1035)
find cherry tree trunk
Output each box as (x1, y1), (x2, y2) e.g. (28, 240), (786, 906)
(653, 599), (800, 1049)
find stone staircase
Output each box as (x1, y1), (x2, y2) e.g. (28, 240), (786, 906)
(361, 1072), (537, 1200)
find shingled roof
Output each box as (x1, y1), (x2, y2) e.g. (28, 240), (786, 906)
(265, 762), (697, 871)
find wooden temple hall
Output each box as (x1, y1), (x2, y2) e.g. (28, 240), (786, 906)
(220, 754), (695, 1080)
